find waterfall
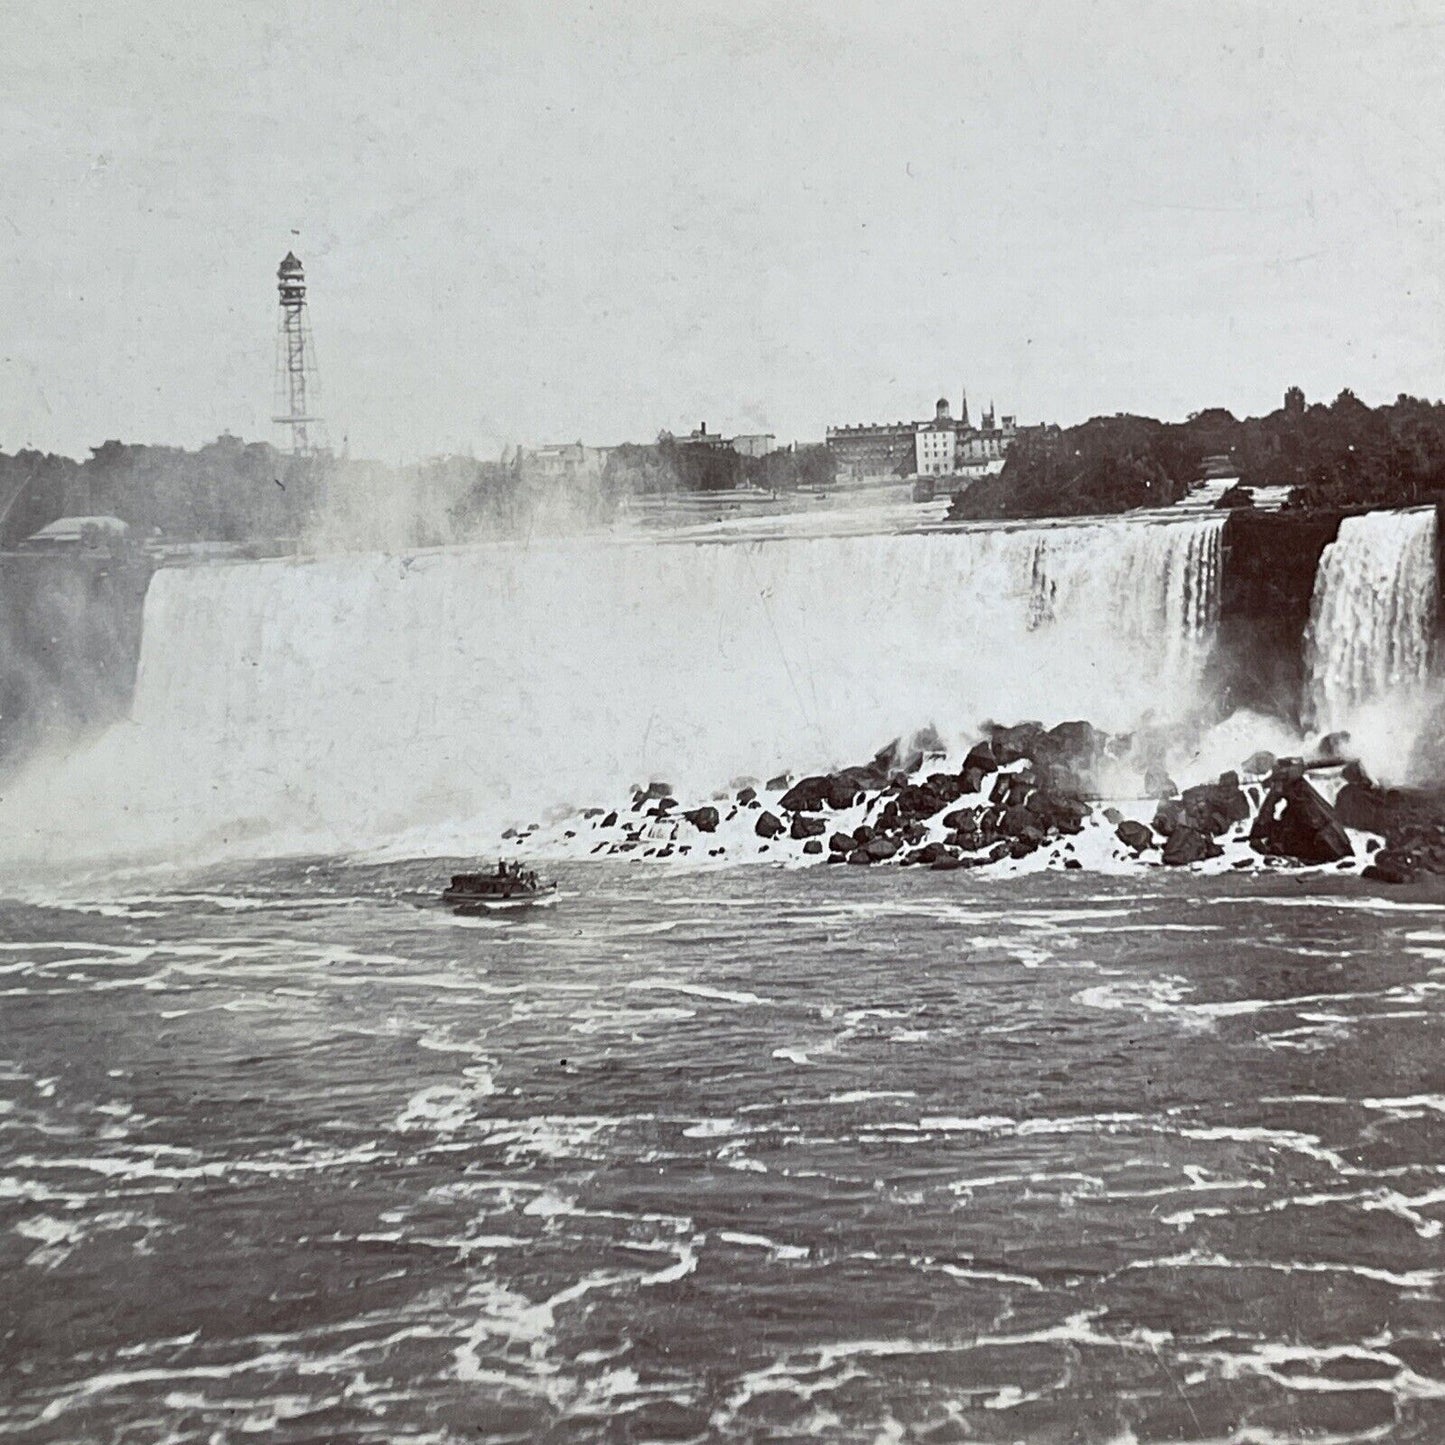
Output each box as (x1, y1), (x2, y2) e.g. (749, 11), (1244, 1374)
(1305, 507), (1438, 736)
(0, 515), (1225, 864)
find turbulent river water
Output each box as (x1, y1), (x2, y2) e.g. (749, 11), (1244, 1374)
(4, 859), (1444, 1443)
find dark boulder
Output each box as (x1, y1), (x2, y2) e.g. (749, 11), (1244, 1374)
(1180, 779), (1250, 837)
(683, 806), (720, 833)
(642, 781), (674, 799)
(802, 839), (823, 855)
(789, 813), (827, 840)
(930, 854), (965, 870)
(1152, 799), (1185, 837)
(962, 741), (998, 775)
(1045, 720), (1106, 769)
(829, 831), (854, 854)
(865, 836), (900, 861)
(1116, 819), (1154, 852)
(852, 824), (875, 845)
(893, 782), (948, 822)
(990, 722), (1046, 765)
(1162, 825), (1223, 866)
(1009, 835), (1041, 858)
(1249, 777), (1352, 864)
(1103, 806), (1123, 826)
(1242, 750), (1277, 777)
(1029, 790), (1090, 835)
(736, 786), (758, 806)
(846, 848), (874, 865)
(942, 806), (980, 831)
(960, 766), (991, 795)
(1363, 849), (1418, 884)
(765, 773), (791, 791)
(1333, 782), (1394, 835)
(601, 811), (618, 828)
(754, 810), (784, 840)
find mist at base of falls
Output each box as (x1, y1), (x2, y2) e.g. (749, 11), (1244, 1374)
(1, 505), (1438, 870)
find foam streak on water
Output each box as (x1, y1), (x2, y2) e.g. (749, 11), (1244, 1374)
(0, 517), (1223, 866)
(2, 862), (1443, 1442)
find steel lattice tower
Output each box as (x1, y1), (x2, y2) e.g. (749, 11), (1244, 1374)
(272, 251), (325, 455)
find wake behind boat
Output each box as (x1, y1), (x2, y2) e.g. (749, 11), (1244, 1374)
(440, 861), (557, 914)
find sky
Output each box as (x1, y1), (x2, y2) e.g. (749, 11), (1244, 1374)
(6, 0), (1445, 461)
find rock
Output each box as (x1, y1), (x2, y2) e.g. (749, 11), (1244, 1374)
(765, 773), (791, 791)
(1000, 805), (1043, 843)
(779, 766), (878, 813)
(1215, 482), (1255, 509)
(1180, 779), (1250, 837)
(852, 825), (875, 845)
(990, 722), (1046, 765)
(1045, 720), (1106, 768)
(1103, 806), (1123, 826)
(736, 786), (758, 806)
(942, 806), (980, 831)
(961, 741), (998, 775)
(1152, 799), (1185, 837)
(1029, 790), (1090, 835)
(1116, 819), (1154, 852)
(1249, 777), (1352, 864)
(865, 836), (900, 860)
(1162, 824), (1222, 866)
(789, 812), (827, 840)
(829, 831), (854, 854)
(683, 806), (719, 833)
(892, 782), (948, 822)
(1333, 781), (1394, 834)
(754, 810), (784, 840)
(1242, 750), (1277, 777)
(1363, 849), (1418, 884)
(601, 811), (618, 828)
(802, 839), (823, 855)
(960, 766), (991, 795)
(846, 848), (874, 865)
(1064, 858), (1083, 870)
(643, 781), (673, 800)
(911, 842), (951, 865)
(902, 823), (928, 845)
(930, 855), (965, 870)
(1145, 765), (1178, 799)
(1008, 836), (1040, 858)
(989, 773), (1014, 805)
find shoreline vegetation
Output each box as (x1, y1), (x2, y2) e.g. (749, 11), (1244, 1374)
(6, 390), (1445, 551)
(950, 390), (1445, 521)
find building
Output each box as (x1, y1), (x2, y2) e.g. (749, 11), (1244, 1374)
(914, 398), (959, 477)
(829, 391), (1021, 482)
(728, 433), (778, 458)
(681, 422), (730, 449)
(824, 419), (919, 481)
(515, 442), (612, 485)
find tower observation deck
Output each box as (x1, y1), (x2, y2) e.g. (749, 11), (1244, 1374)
(272, 252), (325, 455)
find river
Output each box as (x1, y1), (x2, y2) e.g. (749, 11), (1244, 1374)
(3, 859), (1443, 1442)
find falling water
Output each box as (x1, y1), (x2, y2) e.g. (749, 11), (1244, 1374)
(1305, 506), (1438, 735)
(0, 516), (1225, 865)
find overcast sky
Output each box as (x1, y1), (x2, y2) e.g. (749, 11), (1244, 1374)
(7, 1), (1445, 460)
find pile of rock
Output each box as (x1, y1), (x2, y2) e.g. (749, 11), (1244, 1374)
(1331, 770), (1445, 884)
(539, 720), (1397, 880)
(759, 722), (1103, 870)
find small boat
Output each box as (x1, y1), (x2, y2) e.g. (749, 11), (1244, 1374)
(441, 863), (557, 915)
